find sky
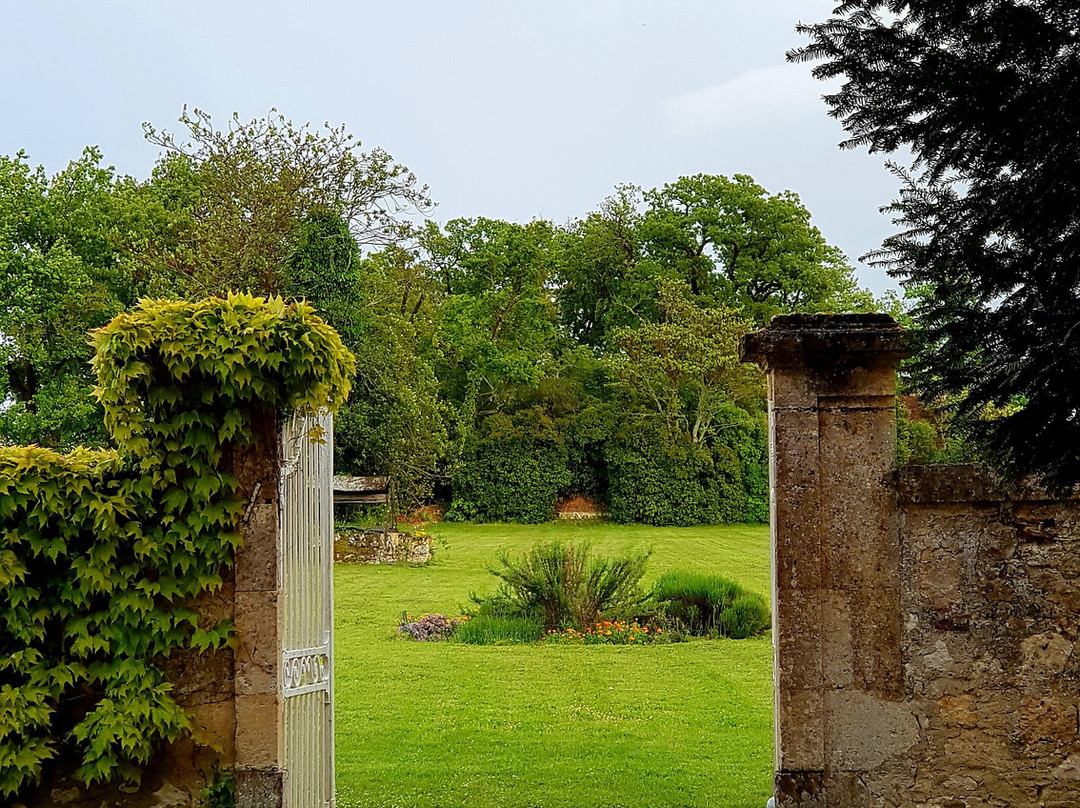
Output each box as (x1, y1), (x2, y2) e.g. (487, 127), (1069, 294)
(2, 0), (903, 294)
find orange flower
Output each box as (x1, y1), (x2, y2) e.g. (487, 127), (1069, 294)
(604, 630), (612, 636)
(656, 628), (663, 634)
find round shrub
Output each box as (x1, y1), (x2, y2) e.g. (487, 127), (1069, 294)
(652, 571), (770, 639)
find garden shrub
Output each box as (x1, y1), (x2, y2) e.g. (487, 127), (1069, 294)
(652, 571), (770, 639)
(0, 294), (354, 799)
(399, 614), (458, 641)
(481, 541), (650, 630)
(448, 408), (571, 523)
(606, 415), (768, 526)
(605, 421), (722, 526)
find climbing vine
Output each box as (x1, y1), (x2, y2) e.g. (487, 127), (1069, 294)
(0, 294), (354, 799)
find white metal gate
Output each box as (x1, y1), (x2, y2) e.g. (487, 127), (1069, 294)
(279, 411), (335, 808)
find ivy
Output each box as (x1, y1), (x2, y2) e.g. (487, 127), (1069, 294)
(0, 294), (354, 799)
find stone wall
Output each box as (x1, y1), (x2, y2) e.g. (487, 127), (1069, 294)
(897, 466), (1080, 807)
(742, 315), (1080, 808)
(335, 528), (432, 564)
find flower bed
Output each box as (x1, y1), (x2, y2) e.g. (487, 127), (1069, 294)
(544, 620), (664, 645)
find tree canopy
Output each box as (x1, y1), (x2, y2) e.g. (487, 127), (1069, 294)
(0, 109), (882, 522)
(144, 107), (431, 296)
(791, 1), (1080, 485)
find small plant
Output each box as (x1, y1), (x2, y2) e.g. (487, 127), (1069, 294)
(202, 767), (235, 808)
(483, 541), (651, 630)
(652, 571), (770, 639)
(399, 613), (459, 641)
(545, 620), (665, 645)
(454, 615), (544, 645)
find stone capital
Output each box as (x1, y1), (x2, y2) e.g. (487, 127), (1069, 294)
(739, 313), (908, 371)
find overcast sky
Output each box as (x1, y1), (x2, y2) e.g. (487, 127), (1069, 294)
(2, 0), (903, 294)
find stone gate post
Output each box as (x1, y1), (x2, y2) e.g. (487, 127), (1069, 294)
(231, 406), (286, 807)
(740, 314), (907, 807)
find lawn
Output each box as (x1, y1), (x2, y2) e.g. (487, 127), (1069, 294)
(334, 521), (773, 808)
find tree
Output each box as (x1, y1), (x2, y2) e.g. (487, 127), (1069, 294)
(422, 217), (561, 421)
(791, 1), (1080, 485)
(554, 175), (874, 343)
(608, 278), (763, 445)
(0, 149), (182, 447)
(640, 174), (873, 324)
(554, 186), (649, 347)
(285, 215), (447, 507)
(144, 107), (431, 296)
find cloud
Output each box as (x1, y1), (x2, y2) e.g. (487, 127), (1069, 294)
(666, 63), (837, 136)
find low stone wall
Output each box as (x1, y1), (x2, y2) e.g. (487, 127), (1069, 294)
(335, 529), (432, 564)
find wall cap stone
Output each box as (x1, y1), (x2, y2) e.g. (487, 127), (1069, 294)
(899, 463), (1080, 504)
(739, 313), (907, 368)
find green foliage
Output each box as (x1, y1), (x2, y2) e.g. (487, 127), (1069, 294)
(0, 295), (353, 799)
(482, 541), (650, 630)
(554, 185), (648, 348)
(640, 174), (874, 325)
(452, 615), (544, 645)
(651, 571), (770, 639)
(202, 768), (235, 808)
(608, 278), (763, 444)
(144, 107), (431, 297)
(606, 422), (721, 526)
(605, 417), (767, 527)
(449, 435), (569, 524)
(341, 250), (446, 509)
(447, 393), (577, 524)
(791, 1), (1080, 487)
(0, 148), (183, 448)
(895, 397), (979, 467)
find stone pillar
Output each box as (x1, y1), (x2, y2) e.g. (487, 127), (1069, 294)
(740, 314), (909, 807)
(231, 407), (286, 808)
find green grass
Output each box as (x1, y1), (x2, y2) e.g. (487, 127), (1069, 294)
(334, 521), (773, 808)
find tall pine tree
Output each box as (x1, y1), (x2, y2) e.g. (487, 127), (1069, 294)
(791, 2), (1080, 485)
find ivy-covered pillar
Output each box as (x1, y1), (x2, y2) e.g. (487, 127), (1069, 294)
(740, 314), (907, 808)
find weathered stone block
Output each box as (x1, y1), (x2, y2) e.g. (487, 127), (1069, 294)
(235, 694), (282, 769)
(236, 502), (281, 592)
(773, 410), (822, 590)
(235, 767), (283, 808)
(823, 690), (919, 771)
(186, 699), (236, 757)
(775, 589), (823, 692)
(774, 770), (826, 808)
(234, 590), (281, 696)
(776, 688), (825, 771)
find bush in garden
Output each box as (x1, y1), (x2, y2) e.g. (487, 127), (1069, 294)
(606, 416), (768, 526)
(399, 613), (459, 641)
(448, 436), (570, 524)
(605, 421), (723, 525)
(481, 541), (650, 630)
(652, 571), (770, 639)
